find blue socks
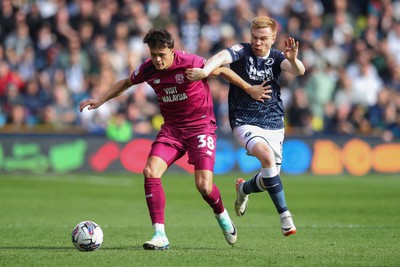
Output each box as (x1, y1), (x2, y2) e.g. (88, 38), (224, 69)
(261, 175), (288, 214)
(241, 169), (288, 214)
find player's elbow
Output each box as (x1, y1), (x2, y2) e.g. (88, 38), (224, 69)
(297, 61), (306, 76)
(298, 68), (306, 76)
(210, 69), (221, 77)
(294, 64), (306, 76)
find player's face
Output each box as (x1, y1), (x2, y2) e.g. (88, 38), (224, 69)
(149, 47), (175, 70)
(250, 27), (276, 57)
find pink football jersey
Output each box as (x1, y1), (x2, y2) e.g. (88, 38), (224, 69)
(130, 51), (216, 128)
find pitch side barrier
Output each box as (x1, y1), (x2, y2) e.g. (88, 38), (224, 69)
(0, 134), (399, 175)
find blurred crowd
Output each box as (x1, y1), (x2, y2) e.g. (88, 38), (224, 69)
(1, 0), (400, 141)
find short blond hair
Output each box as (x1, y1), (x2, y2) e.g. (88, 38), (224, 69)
(251, 16), (277, 35)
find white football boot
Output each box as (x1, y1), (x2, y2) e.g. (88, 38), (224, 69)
(216, 210), (237, 245)
(143, 231), (170, 250)
(234, 178), (249, 217)
(280, 211), (297, 236)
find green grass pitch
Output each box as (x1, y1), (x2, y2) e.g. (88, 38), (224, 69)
(0, 172), (399, 267)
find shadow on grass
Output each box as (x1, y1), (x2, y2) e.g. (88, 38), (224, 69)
(0, 246), (144, 251)
(0, 246), (74, 250)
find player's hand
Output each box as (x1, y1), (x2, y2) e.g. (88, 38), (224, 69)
(79, 98), (102, 112)
(185, 68), (207, 81)
(246, 81), (272, 103)
(284, 37), (299, 61)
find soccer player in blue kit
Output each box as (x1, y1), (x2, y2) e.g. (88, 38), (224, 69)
(186, 16), (305, 236)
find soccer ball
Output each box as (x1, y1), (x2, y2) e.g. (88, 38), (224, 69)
(71, 221), (103, 251)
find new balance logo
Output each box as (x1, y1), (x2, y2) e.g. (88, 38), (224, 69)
(266, 183), (279, 189)
(145, 194), (153, 198)
(153, 79), (160, 84)
(212, 198), (220, 205)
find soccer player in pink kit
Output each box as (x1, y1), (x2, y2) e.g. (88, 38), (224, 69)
(79, 29), (268, 250)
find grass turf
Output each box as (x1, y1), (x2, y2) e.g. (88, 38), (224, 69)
(0, 172), (399, 267)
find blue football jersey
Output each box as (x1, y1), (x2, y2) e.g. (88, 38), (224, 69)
(226, 43), (286, 130)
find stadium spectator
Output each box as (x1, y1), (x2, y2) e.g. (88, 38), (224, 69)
(33, 22), (57, 71)
(148, 0), (178, 29)
(322, 101), (338, 134)
(70, 0), (96, 33)
(0, 0), (17, 43)
(0, 60), (24, 97)
(105, 106), (133, 142)
(304, 62), (337, 130)
(197, 0), (220, 25)
(1, 82), (24, 121)
(346, 48), (383, 107)
(208, 77), (230, 134)
(50, 6), (77, 48)
(79, 74), (116, 134)
(56, 34), (91, 105)
(179, 7), (201, 54)
(4, 21), (33, 60)
(333, 69), (353, 108)
(108, 23), (131, 79)
(368, 86), (391, 131)
(47, 83), (77, 128)
(381, 102), (400, 141)
(16, 45), (36, 82)
(348, 104), (371, 135)
(124, 1), (153, 37)
(6, 104), (27, 129)
(122, 102), (152, 135)
(387, 20), (400, 67)
(126, 84), (158, 122)
(229, 1), (254, 39)
(286, 87), (314, 135)
(22, 78), (50, 125)
(0, 0), (399, 141)
(259, 0), (292, 29)
(76, 20), (96, 53)
(200, 8), (225, 52)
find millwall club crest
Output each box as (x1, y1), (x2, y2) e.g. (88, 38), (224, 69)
(175, 74), (184, 84)
(265, 58), (274, 65)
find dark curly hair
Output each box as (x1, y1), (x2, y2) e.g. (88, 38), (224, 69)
(143, 29), (174, 50)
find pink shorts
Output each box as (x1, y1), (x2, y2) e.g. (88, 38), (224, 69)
(149, 123), (217, 171)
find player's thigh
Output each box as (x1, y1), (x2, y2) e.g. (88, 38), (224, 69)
(149, 125), (186, 166)
(146, 140), (185, 178)
(149, 141), (185, 165)
(186, 131), (216, 171)
(233, 125), (284, 163)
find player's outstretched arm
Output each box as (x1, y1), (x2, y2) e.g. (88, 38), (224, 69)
(213, 67), (271, 103)
(186, 50), (232, 81)
(282, 37), (305, 76)
(79, 78), (133, 112)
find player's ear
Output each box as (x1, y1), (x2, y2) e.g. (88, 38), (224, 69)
(272, 35), (276, 44)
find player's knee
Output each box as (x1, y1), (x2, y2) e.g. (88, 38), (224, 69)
(259, 153), (274, 166)
(143, 164), (159, 178)
(252, 144), (275, 166)
(196, 181), (212, 196)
